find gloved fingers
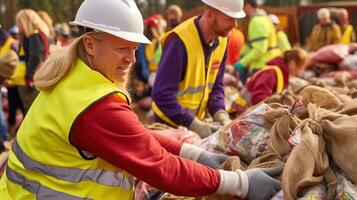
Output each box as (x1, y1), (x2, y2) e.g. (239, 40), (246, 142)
(208, 123), (220, 131)
(268, 176), (282, 191)
(261, 166), (284, 177)
(215, 154), (229, 163)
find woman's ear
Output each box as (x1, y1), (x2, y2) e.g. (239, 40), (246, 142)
(82, 35), (96, 56)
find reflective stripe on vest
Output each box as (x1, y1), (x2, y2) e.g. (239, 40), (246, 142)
(247, 15), (281, 70)
(176, 83), (214, 96)
(252, 65), (284, 93)
(11, 140), (134, 189)
(153, 17), (227, 125)
(6, 166), (92, 200)
(233, 65), (284, 110)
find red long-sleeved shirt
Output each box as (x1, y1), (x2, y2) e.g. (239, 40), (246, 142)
(69, 94), (221, 196)
(245, 57), (289, 105)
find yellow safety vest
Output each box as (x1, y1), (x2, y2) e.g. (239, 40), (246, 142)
(145, 36), (163, 72)
(0, 37), (25, 85)
(340, 25), (354, 45)
(245, 15), (281, 70)
(233, 65), (284, 108)
(152, 17), (227, 127)
(0, 37), (15, 57)
(0, 59), (134, 199)
(7, 46), (25, 86)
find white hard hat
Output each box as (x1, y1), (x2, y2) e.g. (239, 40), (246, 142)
(70, 0), (150, 44)
(269, 14), (280, 25)
(201, 0), (246, 19)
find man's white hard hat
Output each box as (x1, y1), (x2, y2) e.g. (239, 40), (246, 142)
(201, 0), (246, 19)
(70, 0), (151, 44)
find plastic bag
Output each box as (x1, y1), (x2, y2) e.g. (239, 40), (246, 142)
(198, 103), (271, 163)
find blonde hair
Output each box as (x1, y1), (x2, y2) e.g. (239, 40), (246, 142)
(16, 9), (50, 37)
(37, 10), (53, 29)
(284, 47), (309, 69)
(167, 4), (183, 19)
(34, 32), (131, 98)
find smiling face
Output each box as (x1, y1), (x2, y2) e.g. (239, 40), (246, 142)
(83, 33), (139, 84)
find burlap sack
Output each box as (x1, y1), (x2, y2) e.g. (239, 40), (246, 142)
(266, 90), (297, 107)
(249, 102), (303, 170)
(300, 86), (342, 110)
(282, 119), (336, 200)
(336, 99), (357, 115)
(333, 71), (352, 88)
(289, 76), (310, 94)
(322, 114), (357, 184)
(324, 86), (351, 95)
(336, 94), (352, 104)
(348, 79), (357, 90)
(308, 77), (327, 87)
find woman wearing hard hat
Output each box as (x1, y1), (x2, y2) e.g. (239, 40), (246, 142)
(0, 0), (281, 200)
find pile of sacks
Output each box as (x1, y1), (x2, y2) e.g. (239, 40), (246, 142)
(137, 83), (357, 200)
(199, 85), (357, 199)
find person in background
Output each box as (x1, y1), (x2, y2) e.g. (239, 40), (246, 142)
(152, 0), (246, 138)
(307, 8), (341, 51)
(0, 30), (19, 150)
(226, 27), (245, 66)
(4, 26), (24, 138)
(0, 0), (281, 199)
(144, 14), (166, 87)
(54, 23), (72, 47)
(131, 14), (166, 106)
(338, 8), (356, 45)
(37, 10), (55, 44)
(15, 9), (50, 113)
(269, 14), (291, 54)
(8, 26), (20, 41)
(166, 4), (183, 31)
(235, 0), (281, 84)
(231, 47), (308, 114)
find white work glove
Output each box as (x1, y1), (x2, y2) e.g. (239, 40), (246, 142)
(213, 110), (232, 126)
(180, 144), (282, 199)
(189, 117), (218, 138)
(179, 143), (227, 169)
(216, 167), (283, 199)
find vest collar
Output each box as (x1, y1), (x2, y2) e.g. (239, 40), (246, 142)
(194, 16), (219, 51)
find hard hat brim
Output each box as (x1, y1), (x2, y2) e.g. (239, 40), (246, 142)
(223, 10), (246, 19)
(70, 21), (152, 44)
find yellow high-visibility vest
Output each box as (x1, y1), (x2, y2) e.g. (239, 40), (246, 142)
(152, 17), (227, 127)
(0, 59), (134, 199)
(340, 25), (355, 44)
